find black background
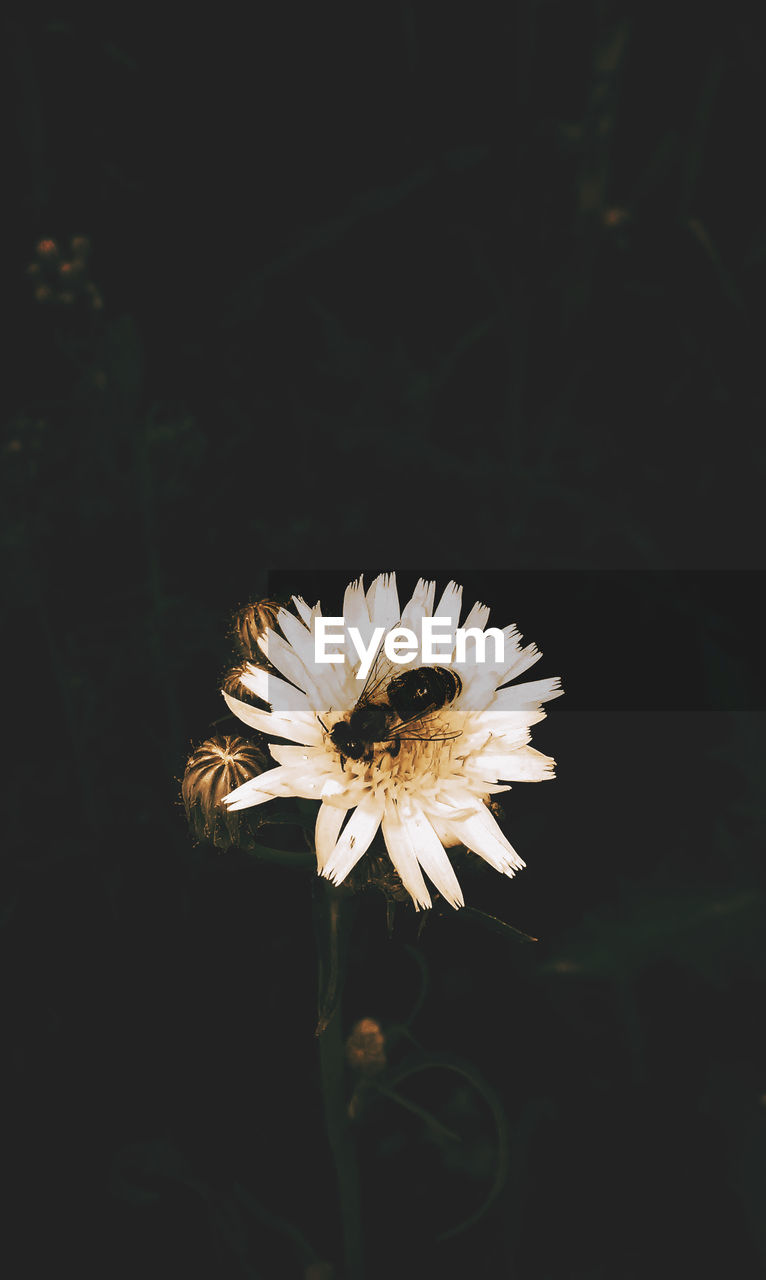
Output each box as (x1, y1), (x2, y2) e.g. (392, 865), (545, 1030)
(3, 5), (766, 1278)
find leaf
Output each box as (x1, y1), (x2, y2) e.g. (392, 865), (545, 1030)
(373, 1082), (461, 1144)
(232, 1182), (318, 1268)
(246, 840), (315, 868)
(377, 1050), (509, 1242)
(439, 902), (538, 944)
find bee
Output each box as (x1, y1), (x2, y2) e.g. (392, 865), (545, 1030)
(328, 699), (396, 766)
(386, 666), (462, 723)
(324, 656), (463, 768)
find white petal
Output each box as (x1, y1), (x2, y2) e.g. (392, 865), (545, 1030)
(470, 707), (547, 742)
(473, 745), (556, 782)
(462, 601), (491, 632)
(401, 578), (436, 638)
(221, 690), (323, 746)
(442, 804), (525, 876)
(218, 778), (273, 810)
(433, 580), (463, 634)
(498, 635), (543, 684)
(343, 575), (372, 633)
(315, 802), (348, 871)
(222, 765), (289, 810)
(268, 744), (325, 766)
(321, 792), (385, 886)
(399, 799), (464, 908)
(366, 573), (400, 631)
(274, 611), (332, 693)
(492, 676), (563, 710)
(239, 664), (314, 714)
(381, 798), (431, 910)
(257, 627), (319, 697)
(224, 761), (331, 809)
(455, 667), (499, 712)
(291, 595), (314, 627)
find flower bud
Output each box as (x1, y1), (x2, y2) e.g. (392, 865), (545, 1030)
(222, 662), (266, 706)
(345, 1018), (386, 1076)
(58, 259), (84, 284)
(231, 599), (286, 661)
(36, 238), (59, 262)
(182, 733), (270, 851)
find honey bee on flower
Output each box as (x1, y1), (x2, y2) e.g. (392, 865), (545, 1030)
(221, 574), (562, 911)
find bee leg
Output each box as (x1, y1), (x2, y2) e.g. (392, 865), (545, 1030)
(387, 737), (401, 759)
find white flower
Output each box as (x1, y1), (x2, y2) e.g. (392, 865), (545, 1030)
(221, 574), (562, 910)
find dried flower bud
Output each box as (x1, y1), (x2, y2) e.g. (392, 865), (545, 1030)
(182, 733), (270, 851)
(345, 1018), (386, 1075)
(58, 260), (84, 284)
(231, 599), (286, 661)
(36, 238), (59, 262)
(34, 285), (54, 303)
(222, 662), (266, 706)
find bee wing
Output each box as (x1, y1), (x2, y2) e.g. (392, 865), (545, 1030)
(385, 708), (463, 741)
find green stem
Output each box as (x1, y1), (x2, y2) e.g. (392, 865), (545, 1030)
(318, 1002), (364, 1280)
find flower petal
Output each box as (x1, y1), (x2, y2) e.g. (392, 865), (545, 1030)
(291, 595), (316, 627)
(461, 600), (491, 632)
(473, 745), (556, 782)
(433, 580), (463, 636)
(381, 798), (432, 910)
(441, 804), (525, 876)
(497, 632), (543, 684)
(224, 761), (332, 809)
(366, 573), (400, 631)
(401, 577), (436, 640)
(492, 676), (563, 710)
(321, 792), (385, 886)
(343, 575), (374, 641)
(221, 690), (323, 746)
(257, 627), (321, 698)
(239, 664), (314, 713)
(221, 765), (289, 810)
(315, 801), (348, 871)
(399, 798), (464, 909)
(268, 743), (326, 766)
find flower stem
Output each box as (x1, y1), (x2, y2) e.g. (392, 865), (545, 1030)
(313, 877), (364, 1280)
(319, 1003), (364, 1280)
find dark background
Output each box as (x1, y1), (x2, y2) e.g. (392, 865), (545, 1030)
(3, 5), (766, 1278)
